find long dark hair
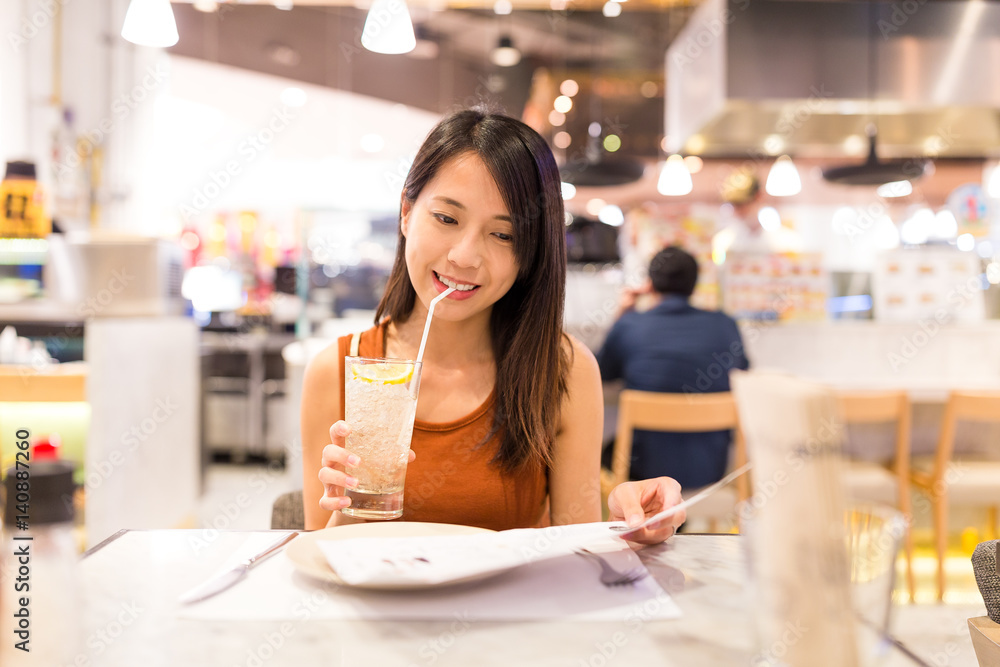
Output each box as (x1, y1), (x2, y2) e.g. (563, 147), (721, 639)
(375, 108), (569, 474)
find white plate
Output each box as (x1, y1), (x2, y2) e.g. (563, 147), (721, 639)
(287, 522), (512, 591)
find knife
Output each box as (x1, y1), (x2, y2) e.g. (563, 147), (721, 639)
(178, 532), (298, 605)
(612, 462), (753, 539)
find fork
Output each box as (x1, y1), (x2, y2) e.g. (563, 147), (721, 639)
(573, 548), (648, 587)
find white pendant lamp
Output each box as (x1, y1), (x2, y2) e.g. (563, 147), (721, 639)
(490, 36), (521, 67)
(361, 0), (416, 55)
(121, 0), (179, 48)
(765, 155), (801, 196)
(657, 154), (693, 196)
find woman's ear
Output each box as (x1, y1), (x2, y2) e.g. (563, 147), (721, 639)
(400, 197), (412, 237)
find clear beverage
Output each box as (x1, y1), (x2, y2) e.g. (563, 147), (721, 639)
(342, 357), (421, 520)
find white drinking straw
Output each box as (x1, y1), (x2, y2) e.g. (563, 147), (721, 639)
(416, 287), (456, 364)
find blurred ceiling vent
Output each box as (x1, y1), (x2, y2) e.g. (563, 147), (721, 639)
(666, 0), (1000, 159)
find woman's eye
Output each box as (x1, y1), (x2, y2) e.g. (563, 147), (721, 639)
(493, 232), (513, 242)
(434, 213), (457, 225)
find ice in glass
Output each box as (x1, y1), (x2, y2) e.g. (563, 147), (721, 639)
(341, 356), (422, 520)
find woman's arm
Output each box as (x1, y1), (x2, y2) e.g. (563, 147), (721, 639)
(548, 335), (604, 525)
(300, 344), (342, 530)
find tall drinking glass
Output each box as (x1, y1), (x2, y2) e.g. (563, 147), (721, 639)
(341, 356), (422, 520)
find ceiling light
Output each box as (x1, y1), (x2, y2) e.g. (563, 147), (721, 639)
(553, 95), (573, 113)
(757, 206), (781, 232)
(923, 135), (945, 156)
(588, 122), (602, 138)
(831, 207), (858, 236)
(548, 110), (566, 126)
(900, 208), (933, 245)
(493, 0), (512, 14)
(553, 131), (571, 149)
(987, 163), (1000, 198)
(657, 154), (692, 197)
(121, 0), (179, 47)
(876, 180), (912, 198)
(560, 79), (579, 97)
(361, 0), (416, 55)
(602, 1), (622, 17)
(842, 134), (866, 156)
(824, 126), (928, 186)
(684, 134), (706, 154)
(561, 182), (577, 201)
(765, 155), (801, 197)
(193, 0), (218, 12)
(978, 241), (994, 258)
(683, 155), (703, 174)
(598, 205), (624, 227)
(931, 209), (957, 239)
(873, 216), (900, 250)
(586, 198), (606, 216)
(490, 36), (521, 67)
(957, 233), (975, 252)
(603, 135), (621, 152)
(763, 134), (785, 156)
(640, 81), (658, 98)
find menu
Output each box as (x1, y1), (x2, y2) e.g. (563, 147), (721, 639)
(872, 248), (984, 322)
(722, 252), (827, 321)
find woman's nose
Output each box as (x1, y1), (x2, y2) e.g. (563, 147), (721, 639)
(447, 229), (484, 269)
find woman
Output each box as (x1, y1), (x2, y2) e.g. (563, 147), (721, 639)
(301, 109), (684, 544)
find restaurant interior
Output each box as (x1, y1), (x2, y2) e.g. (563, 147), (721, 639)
(2, 0), (1000, 664)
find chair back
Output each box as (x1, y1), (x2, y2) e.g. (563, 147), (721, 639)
(607, 391), (745, 497)
(835, 390), (911, 475)
(932, 391), (1000, 483)
(271, 490), (305, 530)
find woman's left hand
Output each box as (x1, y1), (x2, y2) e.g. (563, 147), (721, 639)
(607, 477), (685, 545)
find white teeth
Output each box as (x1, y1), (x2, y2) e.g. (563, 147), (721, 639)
(436, 273), (477, 291)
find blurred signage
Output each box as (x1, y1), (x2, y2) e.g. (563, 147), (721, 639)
(1, 178), (51, 239)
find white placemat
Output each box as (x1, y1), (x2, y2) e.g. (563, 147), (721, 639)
(177, 536), (681, 622)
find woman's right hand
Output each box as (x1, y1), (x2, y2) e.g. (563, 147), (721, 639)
(317, 421), (359, 512)
(317, 420), (417, 512)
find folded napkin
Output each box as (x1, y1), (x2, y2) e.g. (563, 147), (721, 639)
(318, 522), (629, 587)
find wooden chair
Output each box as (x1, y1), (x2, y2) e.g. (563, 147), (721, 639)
(836, 390), (915, 603)
(600, 390), (749, 532)
(911, 391), (1000, 601)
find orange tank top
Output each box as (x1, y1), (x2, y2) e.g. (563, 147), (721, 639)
(337, 322), (549, 531)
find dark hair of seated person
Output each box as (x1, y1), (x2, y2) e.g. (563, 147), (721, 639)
(648, 246), (699, 298)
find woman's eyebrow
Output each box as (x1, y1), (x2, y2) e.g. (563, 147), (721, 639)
(431, 195), (512, 223)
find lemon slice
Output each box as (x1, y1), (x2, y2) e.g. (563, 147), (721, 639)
(352, 362), (414, 384)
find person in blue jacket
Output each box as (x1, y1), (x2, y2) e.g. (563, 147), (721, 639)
(597, 246), (749, 489)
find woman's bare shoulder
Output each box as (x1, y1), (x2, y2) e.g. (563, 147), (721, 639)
(561, 333), (600, 382)
(303, 339), (344, 389)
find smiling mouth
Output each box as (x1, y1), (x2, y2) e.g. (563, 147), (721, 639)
(434, 271), (480, 292)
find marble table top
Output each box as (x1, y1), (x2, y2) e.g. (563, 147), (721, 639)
(72, 529), (931, 667)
